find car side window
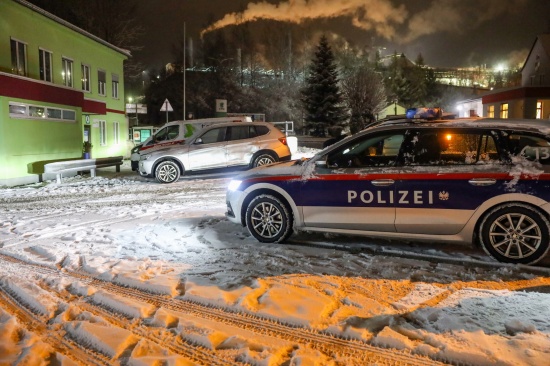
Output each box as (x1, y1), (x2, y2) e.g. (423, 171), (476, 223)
(508, 134), (550, 164)
(403, 130), (498, 166)
(199, 127), (226, 144)
(255, 125), (269, 136)
(227, 126), (250, 141)
(149, 125), (179, 144)
(326, 133), (404, 168)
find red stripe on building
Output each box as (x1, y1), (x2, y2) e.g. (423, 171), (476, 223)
(107, 108), (126, 115)
(82, 98), (106, 114)
(0, 73), (83, 107)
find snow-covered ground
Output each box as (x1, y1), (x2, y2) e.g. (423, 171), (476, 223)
(0, 149), (549, 365)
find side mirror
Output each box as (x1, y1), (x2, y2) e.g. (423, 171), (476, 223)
(315, 159), (327, 168)
(194, 138), (203, 144)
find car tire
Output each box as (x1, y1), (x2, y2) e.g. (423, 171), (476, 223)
(479, 203), (550, 264)
(155, 160), (181, 184)
(252, 153), (277, 168)
(245, 194), (293, 243)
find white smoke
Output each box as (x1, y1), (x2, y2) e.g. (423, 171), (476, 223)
(201, 0), (529, 45)
(201, 0), (408, 39)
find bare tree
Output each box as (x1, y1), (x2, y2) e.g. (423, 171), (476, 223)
(341, 64), (387, 134)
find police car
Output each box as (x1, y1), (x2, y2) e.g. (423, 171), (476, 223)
(226, 117), (550, 265)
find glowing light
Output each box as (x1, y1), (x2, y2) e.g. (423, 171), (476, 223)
(446, 134), (452, 141)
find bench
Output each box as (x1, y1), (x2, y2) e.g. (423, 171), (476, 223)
(44, 156), (123, 183)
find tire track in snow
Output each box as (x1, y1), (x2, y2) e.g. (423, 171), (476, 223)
(0, 283), (111, 366)
(0, 253), (447, 366)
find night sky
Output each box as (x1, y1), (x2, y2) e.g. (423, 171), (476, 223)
(134, 0), (550, 69)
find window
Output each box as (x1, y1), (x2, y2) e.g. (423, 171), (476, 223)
(327, 133), (404, 168)
(99, 120), (107, 145)
(403, 131), (498, 165)
(112, 74), (119, 99)
(536, 102), (543, 119)
(509, 134), (550, 165)
(113, 122), (120, 145)
(199, 127), (226, 144)
(9, 102), (76, 122)
(39, 48), (53, 82)
(62, 57), (73, 87)
(98, 70), (106, 96)
(488, 105), (495, 118)
(10, 38), (27, 76)
(81, 64), (91, 92)
(228, 126), (252, 141)
(500, 103), (509, 119)
(153, 125), (179, 142)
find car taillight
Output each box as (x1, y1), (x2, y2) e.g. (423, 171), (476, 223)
(278, 137), (288, 146)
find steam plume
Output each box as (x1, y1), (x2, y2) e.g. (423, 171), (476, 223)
(201, 0), (408, 39)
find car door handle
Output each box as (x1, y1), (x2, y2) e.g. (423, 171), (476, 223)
(468, 178), (497, 186)
(371, 179), (395, 186)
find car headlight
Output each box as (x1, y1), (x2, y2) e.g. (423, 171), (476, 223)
(228, 180), (242, 191)
(140, 154), (151, 161)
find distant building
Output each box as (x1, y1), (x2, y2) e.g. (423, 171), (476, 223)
(0, 0), (131, 186)
(456, 34), (550, 120)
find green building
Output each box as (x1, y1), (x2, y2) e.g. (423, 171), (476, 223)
(0, 0), (131, 186)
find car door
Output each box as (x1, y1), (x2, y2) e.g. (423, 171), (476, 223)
(225, 125), (259, 166)
(187, 126), (228, 170)
(300, 131), (406, 232)
(394, 128), (506, 235)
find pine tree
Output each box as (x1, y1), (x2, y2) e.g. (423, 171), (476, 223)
(301, 35), (347, 137)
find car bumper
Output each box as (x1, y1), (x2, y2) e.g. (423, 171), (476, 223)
(226, 189), (245, 225)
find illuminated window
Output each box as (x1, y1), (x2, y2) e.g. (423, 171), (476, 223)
(61, 57), (73, 87)
(112, 74), (119, 99)
(536, 102), (543, 119)
(113, 122), (120, 145)
(81, 64), (91, 92)
(10, 38), (27, 76)
(99, 120), (107, 145)
(500, 103), (508, 119)
(39, 48), (53, 82)
(488, 105), (494, 118)
(9, 102), (76, 122)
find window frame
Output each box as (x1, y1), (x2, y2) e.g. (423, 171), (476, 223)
(81, 63), (91, 92)
(487, 105), (495, 118)
(500, 103), (509, 119)
(97, 69), (106, 96)
(39, 47), (53, 82)
(10, 38), (27, 76)
(113, 121), (120, 145)
(61, 57), (74, 87)
(99, 120), (107, 146)
(111, 73), (119, 99)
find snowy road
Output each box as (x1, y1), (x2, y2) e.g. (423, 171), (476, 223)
(0, 162), (549, 365)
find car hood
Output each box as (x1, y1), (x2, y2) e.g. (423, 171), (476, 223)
(233, 159), (307, 181)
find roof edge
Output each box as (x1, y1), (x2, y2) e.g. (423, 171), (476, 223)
(14, 0), (131, 58)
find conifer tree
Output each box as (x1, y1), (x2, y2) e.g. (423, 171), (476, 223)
(301, 35), (347, 137)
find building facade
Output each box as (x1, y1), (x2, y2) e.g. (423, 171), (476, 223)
(0, 0), (130, 186)
(480, 34), (550, 120)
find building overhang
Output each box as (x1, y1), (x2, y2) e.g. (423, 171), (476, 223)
(482, 87), (550, 104)
(0, 72), (83, 107)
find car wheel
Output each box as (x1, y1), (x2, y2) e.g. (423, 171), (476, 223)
(479, 203), (550, 264)
(155, 160), (181, 184)
(245, 194), (293, 243)
(252, 153), (277, 168)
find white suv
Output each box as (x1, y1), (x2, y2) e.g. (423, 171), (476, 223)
(139, 121), (291, 183)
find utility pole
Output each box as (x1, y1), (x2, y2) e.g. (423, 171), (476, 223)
(183, 22), (186, 121)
